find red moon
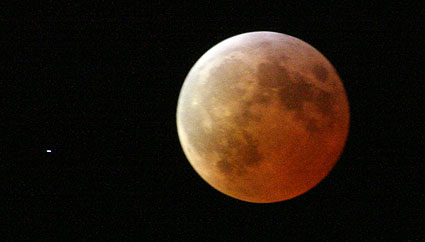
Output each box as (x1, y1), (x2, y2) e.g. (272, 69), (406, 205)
(176, 32), (350, 203)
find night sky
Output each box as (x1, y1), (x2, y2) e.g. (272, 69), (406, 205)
(4, 2), (424, 240)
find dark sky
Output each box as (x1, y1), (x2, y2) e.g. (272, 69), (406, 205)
(4, 2), (424, 240)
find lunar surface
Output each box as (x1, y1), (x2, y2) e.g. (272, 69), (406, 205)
(176, 31), (350, 203)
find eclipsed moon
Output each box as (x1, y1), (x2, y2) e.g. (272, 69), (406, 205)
(176, 31), (350, 203)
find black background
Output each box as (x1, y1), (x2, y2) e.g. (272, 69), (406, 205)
(3, 1), (424, 240)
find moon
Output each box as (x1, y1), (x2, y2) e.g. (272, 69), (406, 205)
(176, 31), (350, 203)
